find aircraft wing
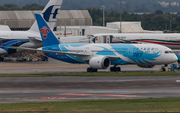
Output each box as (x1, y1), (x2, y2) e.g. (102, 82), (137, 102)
(28, 37), (42, 43)
(1, 46), (90, 56)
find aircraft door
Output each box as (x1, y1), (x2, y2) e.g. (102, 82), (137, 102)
(106, 35), (113, 43)
(128, 48), (133, 56)
(103, 36), (107, 43)
(9, 33), (13, 39)
(153, 48), (159, 57)
(85, 47), (91, 54)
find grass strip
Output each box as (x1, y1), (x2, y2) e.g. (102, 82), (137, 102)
(0, 72), (180, 77)
(0, 98), (180, 112)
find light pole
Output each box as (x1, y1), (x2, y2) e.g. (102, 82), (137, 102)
(101, 5), (106, 27)
(170, 21), (171, 31)
(117, 1), (125, 33)
(165, 22), (167, 31)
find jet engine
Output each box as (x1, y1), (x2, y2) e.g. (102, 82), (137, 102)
(89, 56), (111, 69)
(137, 64), (155, 68)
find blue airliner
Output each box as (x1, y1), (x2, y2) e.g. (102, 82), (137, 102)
(0, 0), (63, 61)
(9, 14), (178, 72)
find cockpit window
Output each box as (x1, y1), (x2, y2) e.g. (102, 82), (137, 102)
(165, 51), (169, 53)
(165, 51), (174, 54)
(169, 51), (174, 53)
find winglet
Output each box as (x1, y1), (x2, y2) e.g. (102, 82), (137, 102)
(35, 14), (60, 47)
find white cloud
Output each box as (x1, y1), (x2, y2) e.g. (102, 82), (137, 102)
(171, 2), (179, 6)
(158, 1), (179, 7)
(158, 1), (169, 7)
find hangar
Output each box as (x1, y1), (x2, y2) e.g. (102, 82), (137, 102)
(0, 10), (92, 30)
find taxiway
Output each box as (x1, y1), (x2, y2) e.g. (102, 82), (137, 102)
(0, 59), (179, 103)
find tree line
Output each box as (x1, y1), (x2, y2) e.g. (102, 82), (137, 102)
(0, 3), (180, 31)
(0, 4), (44, 10)
(1, 0), (180, 12)
(87, 8), (180, 31)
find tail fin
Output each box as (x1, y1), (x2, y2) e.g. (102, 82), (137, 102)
(35, 14), (60, 46)
(29, 0), (63, 32)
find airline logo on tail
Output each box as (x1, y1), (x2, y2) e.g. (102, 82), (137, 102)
(92, 37), (98, 43)
(43, 5), (60, 22)
(40, 27), (50, 39)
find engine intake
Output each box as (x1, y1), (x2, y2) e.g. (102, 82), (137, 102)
(89, 56), (111, 69)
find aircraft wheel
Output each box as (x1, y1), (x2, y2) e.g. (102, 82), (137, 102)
(162, 67), (166, 72)
(87, 68), (98, 72)
(110, 67), (114, 72)
(93, 69), (98, 72)
(110, 67), (121, 72)
(87, 68), (91, 72)
(117, 67), (121, 72)
(0, 57), (4, 61)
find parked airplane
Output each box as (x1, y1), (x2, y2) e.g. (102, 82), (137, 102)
(93, 33), (180, 49)
(0, 0), (63, 61)
(6, 14), (177, 72)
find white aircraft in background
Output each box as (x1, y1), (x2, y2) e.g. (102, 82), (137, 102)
(0, 0), (63, 61)
(4, 14), (178, 72)
(93, 33), (180, 49)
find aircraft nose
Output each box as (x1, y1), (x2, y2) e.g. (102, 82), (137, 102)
(172, 54), (178, 63)
(0, 48), (7, 55)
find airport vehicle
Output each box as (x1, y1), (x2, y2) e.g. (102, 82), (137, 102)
(0, 0), (63, 61)
(7, 14), (177, 72)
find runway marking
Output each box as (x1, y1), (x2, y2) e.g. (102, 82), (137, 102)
(57, 93), (142, 97)
(0, 97), (38, 100)
(0, 97), (129, 101)
(41, 97), (67, 99)
(176, 80), (180, 82)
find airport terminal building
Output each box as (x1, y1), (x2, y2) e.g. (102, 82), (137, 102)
(0, 10), (92, 30)
(0, 10), (162, 37)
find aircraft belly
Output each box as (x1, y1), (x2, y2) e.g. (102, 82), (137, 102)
(45, 53), (85, 64)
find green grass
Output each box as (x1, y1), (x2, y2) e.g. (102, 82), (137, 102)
(0, 98), (180, 112)
(0, 72), (180, 77)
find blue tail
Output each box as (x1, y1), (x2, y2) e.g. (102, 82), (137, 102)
(35, 14), (60, 47)
(92, 37), (97, 43)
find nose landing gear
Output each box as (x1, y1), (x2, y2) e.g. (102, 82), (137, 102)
(161, 64), (167, 72)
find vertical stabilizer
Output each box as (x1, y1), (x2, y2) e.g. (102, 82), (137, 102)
(35, 14), (60, 46)
(29, 0), (63, 32)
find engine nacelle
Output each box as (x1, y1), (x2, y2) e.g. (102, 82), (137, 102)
(137, 64), (155, 68)
(89, 56), (111, 69)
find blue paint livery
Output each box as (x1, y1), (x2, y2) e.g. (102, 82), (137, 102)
(0, 39), (29, 51)
(35, 14), (167, 67)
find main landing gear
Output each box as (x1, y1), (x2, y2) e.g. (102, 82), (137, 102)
(0, 57), (4, 61)
(87, 68), (98, 72)
(87, 66), (121, 73)
(161, 64), (167, 72)
(110, 66), (121, 72)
